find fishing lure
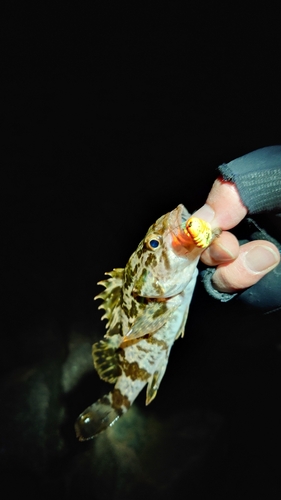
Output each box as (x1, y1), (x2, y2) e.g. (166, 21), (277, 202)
(184, 217), (213, 249)
(75, 205), (219, 440)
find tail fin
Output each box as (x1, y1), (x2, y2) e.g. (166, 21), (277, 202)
(75, 394), (123, 441)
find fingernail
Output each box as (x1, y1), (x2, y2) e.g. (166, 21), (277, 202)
(244, 245), (280, 272)
(193, 204), (215, 223)
(211, 241), (236, 261)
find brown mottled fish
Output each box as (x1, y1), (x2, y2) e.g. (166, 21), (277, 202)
(75, 204), (219, 440)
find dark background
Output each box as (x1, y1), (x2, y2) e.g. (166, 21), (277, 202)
(2, 4), (281, 499)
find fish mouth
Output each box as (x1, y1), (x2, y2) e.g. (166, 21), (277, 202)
(171, 204), (190, 228)
(170, 204), (199, 254)
(169, 203), (190, 241)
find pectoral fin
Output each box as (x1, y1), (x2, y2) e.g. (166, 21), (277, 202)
(122, 295), (182, 343)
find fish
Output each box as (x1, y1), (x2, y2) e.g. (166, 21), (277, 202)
(75, 204), (220, 440)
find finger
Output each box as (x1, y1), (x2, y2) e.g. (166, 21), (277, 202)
(193, 178), (247, 230)
(200, 231), (240, 266)
(211, 241), (280, 293)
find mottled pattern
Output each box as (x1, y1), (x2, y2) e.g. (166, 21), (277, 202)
(75, 205), (219, 440)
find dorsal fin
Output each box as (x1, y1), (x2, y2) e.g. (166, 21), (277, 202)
(94, 268), (124, 337)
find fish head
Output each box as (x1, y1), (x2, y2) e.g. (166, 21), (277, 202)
(127, 204), (205, 299)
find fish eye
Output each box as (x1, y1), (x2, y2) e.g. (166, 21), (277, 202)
(150, 239), (159, 248)
(145, 235), (162, 250)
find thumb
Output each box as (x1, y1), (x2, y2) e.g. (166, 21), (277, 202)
(212, 241), (280, 293)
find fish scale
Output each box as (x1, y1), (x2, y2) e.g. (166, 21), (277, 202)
(75, 204), (219, 440)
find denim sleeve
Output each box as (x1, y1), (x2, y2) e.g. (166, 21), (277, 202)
(201, 146), (281, 313)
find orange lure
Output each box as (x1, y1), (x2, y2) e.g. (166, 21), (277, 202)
(183, 217), (213, 249)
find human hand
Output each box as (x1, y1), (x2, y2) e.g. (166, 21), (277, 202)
(194, 178), (280, 294)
